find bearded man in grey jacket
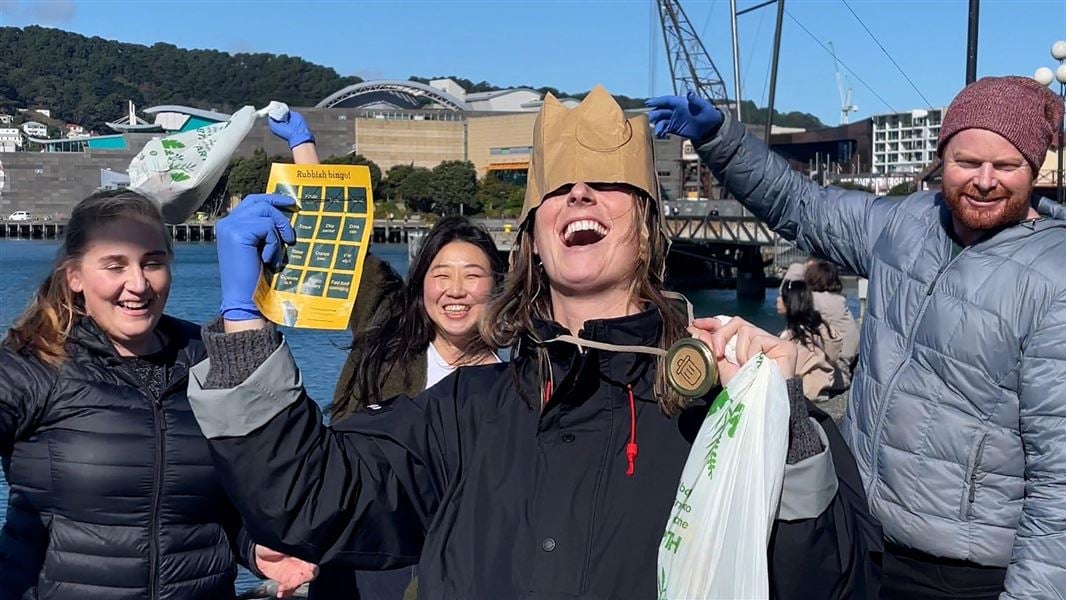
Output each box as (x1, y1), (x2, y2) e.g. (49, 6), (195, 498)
(649, 76), (1066, 599)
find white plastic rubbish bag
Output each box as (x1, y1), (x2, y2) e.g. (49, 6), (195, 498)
(658, 352), (790, 599)
(127, 101), (288, 224)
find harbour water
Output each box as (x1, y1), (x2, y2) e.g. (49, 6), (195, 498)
(0, 239), (802, 592)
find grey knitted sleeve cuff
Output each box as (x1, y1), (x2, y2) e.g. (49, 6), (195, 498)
(786, 377), (825, 464)
(779, 378), (837, 520)
(201, 317), (282, 390)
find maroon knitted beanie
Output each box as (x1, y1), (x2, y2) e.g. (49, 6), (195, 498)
(937, 75), (1064, 172)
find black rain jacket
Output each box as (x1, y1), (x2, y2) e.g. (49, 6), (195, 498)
(196, 309), (879, 599)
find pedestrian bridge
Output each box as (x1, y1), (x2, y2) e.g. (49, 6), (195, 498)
(661, 201), (777, 246)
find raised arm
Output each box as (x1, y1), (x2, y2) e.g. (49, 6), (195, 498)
(647, 93), (906, 277)
(188, 321), (451, 566)
(190, 193), (452, 565)
(269, 108), (319, 164)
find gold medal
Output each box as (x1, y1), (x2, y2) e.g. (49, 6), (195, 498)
(665, 338), (719, 398)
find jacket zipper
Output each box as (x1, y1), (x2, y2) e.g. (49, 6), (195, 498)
(868, 238), (970, 495)
(149, 390), (166, 600)
(966, 432), (989, 516)
(115, 358), (188, 600)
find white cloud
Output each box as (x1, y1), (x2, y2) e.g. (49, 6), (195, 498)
(1, 0), (77, 25)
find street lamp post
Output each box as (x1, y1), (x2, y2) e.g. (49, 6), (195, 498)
(1034, 40), (1066, 205)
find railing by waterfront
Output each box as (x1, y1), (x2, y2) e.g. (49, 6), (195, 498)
(2, 208), (779, 246)
(0, 218), (516, 248)
(0, 220), (216, 242)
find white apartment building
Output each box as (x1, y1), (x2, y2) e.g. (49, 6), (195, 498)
(0, 128), (23, 152)
(871, 108), (945, 174)
(21, 121), (48, 138)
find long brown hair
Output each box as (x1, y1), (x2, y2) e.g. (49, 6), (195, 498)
(2, 190), (171, 366)
(334, 216), (504, 418)
(481, 191), (690, 414)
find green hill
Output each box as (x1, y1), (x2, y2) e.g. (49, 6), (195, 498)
(0, 26), (362, 132)
(0, 26), (826, 133)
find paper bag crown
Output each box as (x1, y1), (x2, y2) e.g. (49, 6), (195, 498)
(521, 85), (659, 224)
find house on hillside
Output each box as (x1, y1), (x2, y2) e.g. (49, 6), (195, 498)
(0, 128), (23, 152)
(65, 124), (89, 139)
(21, 121), (47, 138)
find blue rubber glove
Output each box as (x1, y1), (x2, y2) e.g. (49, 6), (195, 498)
(645, 92), (724, 144)
(215, 194), (297, 320)
(268, 110), (315, 150)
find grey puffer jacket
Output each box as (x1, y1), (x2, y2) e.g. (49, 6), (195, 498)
(699, 114), (1066, 598)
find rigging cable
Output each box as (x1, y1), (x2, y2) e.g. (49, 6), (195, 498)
(840, 0), (934, 109)
(784, 8), (898, 113)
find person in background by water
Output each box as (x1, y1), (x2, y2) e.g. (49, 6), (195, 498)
(0, 190), (315, 599)
(186, 86), (878, 599)
(776, 269), (841, 402)
(268, 112), (505, 600)
(649, 74), (1066, 598)
(804, 257), (859, 386)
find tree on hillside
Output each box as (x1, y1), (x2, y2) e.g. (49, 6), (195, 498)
(321, 153), (382, 191)
(398, 167), (435, 213)
(225, 149), (292, 201)
(378, 163), (417, 202)
(0, 26), (361, 131)
(0, 25), (826, 133)
(431, 160), (478, 215)
(734, 100), (826, 129)
(476, 175), (525, 217)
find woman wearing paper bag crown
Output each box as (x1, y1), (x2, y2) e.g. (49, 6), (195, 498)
(189, 86), (874, 599)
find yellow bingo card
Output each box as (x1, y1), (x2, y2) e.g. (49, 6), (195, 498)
(252, 163), (374, 330)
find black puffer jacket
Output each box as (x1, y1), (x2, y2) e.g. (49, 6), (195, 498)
(0, 315), (251, 599)
(191, 309), (877, 599)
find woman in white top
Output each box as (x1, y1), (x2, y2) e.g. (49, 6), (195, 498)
(320, 215), (504, 600)
(332, 216), (504, 419)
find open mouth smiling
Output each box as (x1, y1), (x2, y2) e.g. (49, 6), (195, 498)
(116, 298), (154, 315)
(561, 218), (610, 247)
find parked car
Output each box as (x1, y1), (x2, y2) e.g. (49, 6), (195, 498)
(7, 211), (31, 221)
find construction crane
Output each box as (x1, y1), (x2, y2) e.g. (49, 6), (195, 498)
(656, 0), (732, 201)
(657, 0), (730, 107)
(829, 41), (858, 125)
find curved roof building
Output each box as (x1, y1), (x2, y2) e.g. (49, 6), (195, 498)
(317, 80), (471, 111)
(316, 78), (580, 113)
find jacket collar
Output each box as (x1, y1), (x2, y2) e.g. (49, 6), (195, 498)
(935, 193), (1066, 249)
(69, 315), (198, 376)
(518, 308), (664, 405)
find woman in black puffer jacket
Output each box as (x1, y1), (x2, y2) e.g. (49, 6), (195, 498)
(0, 190), (315, 599)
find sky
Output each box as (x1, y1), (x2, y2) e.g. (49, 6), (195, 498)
(1, 0), (1063, 126)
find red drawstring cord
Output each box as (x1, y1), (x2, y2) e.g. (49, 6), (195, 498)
(626, 384), (638, 477)
(546, 379), (638, 477)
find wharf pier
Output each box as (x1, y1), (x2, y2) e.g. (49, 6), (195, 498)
(0, 219), (462, 244)
(1, 220), (216, 242)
